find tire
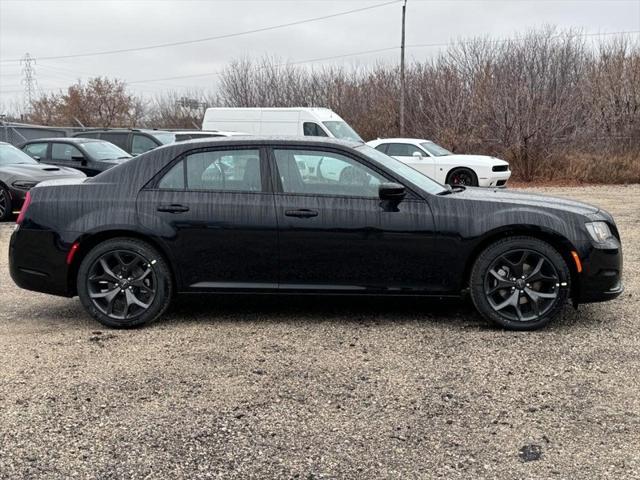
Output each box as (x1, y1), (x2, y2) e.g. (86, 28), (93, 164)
(77, 238), (173, 328)
(0, 185), (12, 222)
(447, 168), (478, 187)
(469, 236), (570, 330)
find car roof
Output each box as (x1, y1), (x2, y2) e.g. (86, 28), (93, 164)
(167, 135), (363, 149)
(372, 138), (432, 143)
(74, 128), (171, 134)
(22, 137), (103, 144)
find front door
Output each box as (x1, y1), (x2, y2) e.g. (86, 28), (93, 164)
(137, 146), (279, 291)
(386, 143), (436, 179)
(271, 147), (439, 293)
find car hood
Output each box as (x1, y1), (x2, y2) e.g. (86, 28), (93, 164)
(0, 163), (86, 180)
(440, 154), (508, 166)
(452, 187), (600, 216)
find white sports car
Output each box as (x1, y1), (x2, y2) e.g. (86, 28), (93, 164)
(366, 138), (511, 187)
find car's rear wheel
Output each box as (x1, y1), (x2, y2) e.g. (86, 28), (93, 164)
(0, 185), (12, 222)
(447, 168), (478, 187)
(77, 238), (172, 328)
(470, 236), (570, 330)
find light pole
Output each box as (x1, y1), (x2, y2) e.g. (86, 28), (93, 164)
(399, 0), (407, 136)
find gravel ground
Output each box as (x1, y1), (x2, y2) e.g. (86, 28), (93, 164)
(0, 185), (638, 479)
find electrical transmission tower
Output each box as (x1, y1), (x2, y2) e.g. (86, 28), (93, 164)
(20, 53), (37, 111)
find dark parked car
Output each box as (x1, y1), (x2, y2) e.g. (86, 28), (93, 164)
(20, 138), (132, 176)
(9, 137), (623, 330)
(73, 128), (177, 156)
(0, 142), (85, 221)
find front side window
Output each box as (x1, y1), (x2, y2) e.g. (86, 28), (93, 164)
(303, 122), (328, 137)
(274, 149), (385, 198)
(420, 142), (451, 157)
(158, 149), (261, 192)
(52, 143), (83, 161)
(385, 143), (424, 157)
(131, 134), (158, 155)
(22, 143), (48, 160)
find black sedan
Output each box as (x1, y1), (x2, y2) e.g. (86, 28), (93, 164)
(0, 142), (85, 221)
(20, 137), (132, 176)
(9, 137), (623, 330)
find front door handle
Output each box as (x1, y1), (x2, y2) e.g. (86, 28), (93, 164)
(285, 209), (318, 218)
(157, 204), (190, 213)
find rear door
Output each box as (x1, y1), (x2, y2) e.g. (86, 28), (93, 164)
(386, 143), (436, 179)
(136, 145), (279, 290)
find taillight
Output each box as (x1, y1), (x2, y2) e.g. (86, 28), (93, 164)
(16, 191), (31, 225)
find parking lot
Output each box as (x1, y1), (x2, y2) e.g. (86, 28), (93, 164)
(0, 184), (638, 479)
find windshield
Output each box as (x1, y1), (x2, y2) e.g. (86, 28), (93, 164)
(150, 132), (177, 145)
(421, 142), (452, 157)
(80, 141), (131, 161)
(322, 121), (363, 142)
(0, 144), (38, 166)
(356, 145), (447, 195)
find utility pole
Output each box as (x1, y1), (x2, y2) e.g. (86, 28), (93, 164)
(20, 53), (37, 112)
(399, 0), (407, 136)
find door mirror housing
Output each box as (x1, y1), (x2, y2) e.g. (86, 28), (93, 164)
(379, 182), (406, 202)
(412, 151), (423, 159)
(71, 155), (87, 165)
(33, 155), (41, 161)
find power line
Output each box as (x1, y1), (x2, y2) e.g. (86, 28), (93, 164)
(126, 29), (640, 84)
(0, 0), (400, 63)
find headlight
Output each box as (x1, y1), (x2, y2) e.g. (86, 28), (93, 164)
(11, 180), (39, 190)
(585, 221), (614, 243)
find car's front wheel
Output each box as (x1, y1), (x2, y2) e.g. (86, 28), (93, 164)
(447, 168), (478, 187)
(470, 236), (571, 330)
(77, 238), (173, 328)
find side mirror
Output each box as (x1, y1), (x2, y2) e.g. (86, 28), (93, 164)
(412, 151), (423, 159)
(379, 182), (406, 202)
(33, 155), (41, 161)
(72, 155), (87, 166)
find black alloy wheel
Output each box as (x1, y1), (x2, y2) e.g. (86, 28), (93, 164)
(87, 250), (157, 319)
(448, 168), (477, 187)
(0, 186), (11, 221)
(484, 249), (559, 322)
(77, 238), (172, 328)
(470, 237), (570, 330)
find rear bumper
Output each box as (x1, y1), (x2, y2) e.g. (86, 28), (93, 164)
(576, 242), (624, 303)
(9, 227), (74, 297)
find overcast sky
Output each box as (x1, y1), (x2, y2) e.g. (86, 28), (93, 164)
(1, 0), (639, 109)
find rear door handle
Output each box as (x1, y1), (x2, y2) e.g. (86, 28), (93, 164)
(285, 209), (318, 218)
(157, 204), (190, 213)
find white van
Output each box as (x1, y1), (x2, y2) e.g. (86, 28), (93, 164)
(201, 107), (363, 142)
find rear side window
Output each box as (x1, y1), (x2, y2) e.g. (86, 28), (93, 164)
(23, 142), (48, 159)
(374, 144), (388, 154)
(303, 122), (328, 137)
(101, 132), (129, 150)
(158, 162), (185, 189)
(158, 149), (261, 192)
(131, 134), (158, 155)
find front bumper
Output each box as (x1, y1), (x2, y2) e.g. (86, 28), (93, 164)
(577, 242), (624, 303)
(478, 170), (511, 188)
(7, 187), (28, 212)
